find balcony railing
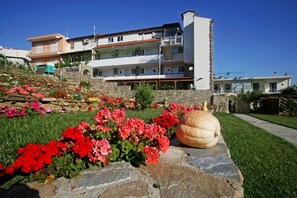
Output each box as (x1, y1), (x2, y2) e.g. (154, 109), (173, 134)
(89, 54), (183, 68)
(98, 74), (185, 81)
(161, 36), (183, 46)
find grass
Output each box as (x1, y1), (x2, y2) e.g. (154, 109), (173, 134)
(249, 113), (297, 129)
(215, 112), (297, 198)
(0, 109), (163, 167)
(1, 109), (297, 197)
(0, 111), (96, 166)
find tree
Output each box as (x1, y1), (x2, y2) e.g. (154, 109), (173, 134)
(134, 83), (155, 110)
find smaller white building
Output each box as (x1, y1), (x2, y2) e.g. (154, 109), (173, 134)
(214, 75), (292, 94)
(0, 46), (31, 65)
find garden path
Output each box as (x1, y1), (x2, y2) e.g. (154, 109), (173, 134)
(234, 114), (297, 147)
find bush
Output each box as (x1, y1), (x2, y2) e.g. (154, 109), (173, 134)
(134, 83), (155, 110)
(239, 91), (262, 102)
(281, 85), (297, 94)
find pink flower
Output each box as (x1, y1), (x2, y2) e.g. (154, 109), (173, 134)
(144, 146), (159, 164)
(45, 108), (53, 113)
(156, 135), (170, 153)
(111, 108), (126, 124)
(94, 108), (112, 124)
(143, 124), (166, 141)
(32, 93), (45, 99)
(88, 139), (112, 163)
(78, 121), (90, 131)
(118, 118), (145, 140)
(96, 125), (112, 133)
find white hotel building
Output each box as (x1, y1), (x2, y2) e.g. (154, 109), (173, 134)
(27, 11), (214, 90)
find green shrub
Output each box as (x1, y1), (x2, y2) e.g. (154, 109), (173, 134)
(281, 85), (297, 94)
(134, 83), (155, 110)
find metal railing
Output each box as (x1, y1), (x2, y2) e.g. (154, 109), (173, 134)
(161, 35), (183, 46)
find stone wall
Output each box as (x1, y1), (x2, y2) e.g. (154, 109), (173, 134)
(55, 67), (214, 106)
(153, 90), (213, 106)
(0, 95), (101, 113)
(212, 94), (251, 113)
(235, 99), (250, 114)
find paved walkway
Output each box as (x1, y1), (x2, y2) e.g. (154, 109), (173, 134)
(234, 114), (297, 147)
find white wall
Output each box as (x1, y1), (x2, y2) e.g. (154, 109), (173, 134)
(193, 16), (211, 90)
(182, 11), (195, 64)
(0, 48), (30, 60)
(71, 39), (96, 52)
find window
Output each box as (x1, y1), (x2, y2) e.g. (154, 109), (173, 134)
(131, 69), (137, 75)
(253, 83), (260, 92)
(117, 36), (123, 42)
(50, 43), (57, 52)
(114, 68), (118, 75)
(145, 49), (154, 55)
(139, 68), (144, 74)
(178, 66), (185, 73)
(70, 42), (74, 49)
(93, 69), (102, 77)
(132, 48), (144, 56)
(214, 85), (221, 93)
(172, 47), (183, 54)
(108, 37), (114, 43)
(113, 50), (119, 58)
(270, 82), (277, 92)
(224, 84), (231, 93)
(35, 44), (43, 53)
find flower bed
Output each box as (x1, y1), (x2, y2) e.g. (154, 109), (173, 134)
(0, 102), (200, 184)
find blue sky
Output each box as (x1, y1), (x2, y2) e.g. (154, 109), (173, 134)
(1, 0), (296, 84)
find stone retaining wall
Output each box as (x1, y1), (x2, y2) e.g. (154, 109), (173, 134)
(55, 67), (214, 106)
(0, 95), (101, 113)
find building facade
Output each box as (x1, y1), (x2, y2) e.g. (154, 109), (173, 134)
(27, 11), (214, 90)
(214, 75), (292, 94)
(0, 46), (30, 65)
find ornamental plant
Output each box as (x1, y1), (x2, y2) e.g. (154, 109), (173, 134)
(0, 107), (170, 182)
(153, 102), (201, 137)
(0, 102), (53, 118)
(134, 83), (154, 110)
(6, 85), (45, 99)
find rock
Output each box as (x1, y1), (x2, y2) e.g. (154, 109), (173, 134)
(59, 101), (69, 106)
(42, 104), (62, 112)
(72, 105), (80, 112)
(99, 181), (150, 198)
(3, 95), (27, 102)
(2, 144), (243, 198)
(14, 102), (27, 107)
(41, 98), (57, 102)
(62, 106), (73, 112)
(0, 82), (10, 87)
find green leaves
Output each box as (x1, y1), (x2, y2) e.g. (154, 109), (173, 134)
(134, 83), (155, 110)
(46, 153), (87, 179)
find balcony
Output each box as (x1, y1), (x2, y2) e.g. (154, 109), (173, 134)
(98, 74), (185, 81)
(89, 54), (183, 68)
(27, 48), (63, 59)
(161, 36), (183, 46)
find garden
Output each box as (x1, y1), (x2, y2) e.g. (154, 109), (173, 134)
(1, 69), (297, 197)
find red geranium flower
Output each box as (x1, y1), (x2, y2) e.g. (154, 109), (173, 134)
(144, 146), (159, 164)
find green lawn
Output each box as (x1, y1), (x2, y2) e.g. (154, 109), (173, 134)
(0, 109), (163, 167)
(249, 113), (297, 129)
(1, 110), (297, 197)
(215, 112), (297, 198)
